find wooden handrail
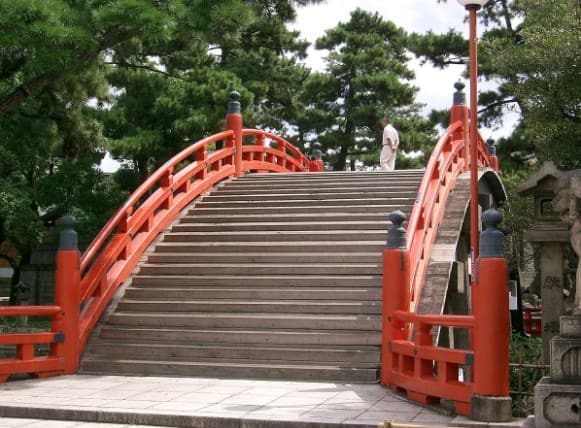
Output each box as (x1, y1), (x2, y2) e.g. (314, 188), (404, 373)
(80, 130), (235, 273)
(405, 121), (496, 312)
(405, 121), (466, 312)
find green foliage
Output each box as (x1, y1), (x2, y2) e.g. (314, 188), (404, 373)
(510, 333), (545, 417)
(298, 8), (435, 171)
(486, 0), (580, 169)
(499, 170), (535, 271)
(407, 29), (466, 68)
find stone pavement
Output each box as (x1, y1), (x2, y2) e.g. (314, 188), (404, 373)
(0, 375), (528, 427)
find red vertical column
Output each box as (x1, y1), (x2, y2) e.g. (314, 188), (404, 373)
(449, 81), (469, 164)
(54, 215), (80, 374)
(309, 142), (324, 172)
(381, 210), (409, 386)
(471, 207), (512, 422)
(226, 91), (243, 177)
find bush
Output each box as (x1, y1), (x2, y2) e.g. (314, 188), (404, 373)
(509, 333), (546, 417)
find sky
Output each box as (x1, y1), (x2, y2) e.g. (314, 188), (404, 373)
(100, 0), (518, 172)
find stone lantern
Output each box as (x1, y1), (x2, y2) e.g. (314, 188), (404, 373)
(519, 161), (581, 427)
(517, 161), (570, 361)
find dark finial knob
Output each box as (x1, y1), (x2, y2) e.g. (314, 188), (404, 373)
(228, 91), (241, 114)
(480, 207), (504, 257)
(388, 210), (407, 226)
(453, 81), (466, 105)
(56, 214), (75, 228)
(486, 138), (496, 156)
(57, 214), (78, 251)
(482, 207), (503, 229)
(311, 142), (323, 160)
(387, 210), (407, 249)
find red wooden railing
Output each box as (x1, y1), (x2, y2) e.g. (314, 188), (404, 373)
(0, 93), (320, 382)
(381, 97), (505, 417)
(523, 307), (542, 336)
(0, 305), (65, 381)
(406, 109), (496, 313)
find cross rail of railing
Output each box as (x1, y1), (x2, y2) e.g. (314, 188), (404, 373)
(0, 305), (64, 382)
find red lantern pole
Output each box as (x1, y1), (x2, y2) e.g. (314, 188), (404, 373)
(467, 3), (480, 272)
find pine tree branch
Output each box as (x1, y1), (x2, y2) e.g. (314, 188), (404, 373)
(105, 61), (185, 80)
(478, 97), (520, 114)
(0, 29), (142, 115)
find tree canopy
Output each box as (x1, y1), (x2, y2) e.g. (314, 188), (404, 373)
(298, 9), (435, 171)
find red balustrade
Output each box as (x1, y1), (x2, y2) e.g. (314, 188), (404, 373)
(0, 95), (316, 381)
(382, 98), (503, 417)
(0, 305), (64, 383)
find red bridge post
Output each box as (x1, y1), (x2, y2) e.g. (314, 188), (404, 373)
(226, 91), (243, 177)
(54, 215), (81, 374)
(309, 142), (324, 172)
(450, 81), (469, 160)
(381, 210), (409, 387)
(471, 207), (512, 422)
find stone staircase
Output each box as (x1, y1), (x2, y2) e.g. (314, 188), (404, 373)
(81, 171), (424, 383)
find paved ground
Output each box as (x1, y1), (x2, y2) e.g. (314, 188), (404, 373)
(0, 375), (528, 427)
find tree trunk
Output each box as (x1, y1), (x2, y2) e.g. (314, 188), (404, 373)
(333, 144), (349, 171)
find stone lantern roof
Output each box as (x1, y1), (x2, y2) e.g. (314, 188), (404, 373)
(517, 160), (562, 196)
(517, 161), (569, 242)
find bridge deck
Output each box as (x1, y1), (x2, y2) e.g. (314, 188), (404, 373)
(0, 374), (466, 427)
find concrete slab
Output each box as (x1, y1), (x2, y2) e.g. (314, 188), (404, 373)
(0, 374), (532, 427)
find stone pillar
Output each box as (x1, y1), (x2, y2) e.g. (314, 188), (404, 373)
(534, 168), (581, 428)
(539, 242), (564, 361)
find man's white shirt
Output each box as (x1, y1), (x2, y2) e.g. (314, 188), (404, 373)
(382, 124), (399, 148)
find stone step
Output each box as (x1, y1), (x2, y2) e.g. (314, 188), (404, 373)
(201, 191), (417, 202)
(124, 287), (382, 301)
(137, 263), (382, 276)
(231, 171), (423, 182)
(171, 221), (391, 232)
(179, 212), (390, 223)
(83, 169), (426, 384)
(147, 252), (382, 264)
(153, 241), (386, 253)
(88, 342), (380, 364)
(80, 358), (379, 383)
(193, 197), (415, 209)
(187, 204), (408, 215)
(130, 274), (381, 288)
(162, 230), (387, 243)
(98, 326), (382, 346)
(216, 183), (421, 194)
(106, 312), (381, 330)
(116, 299), (382, 314)
(232, 172), (423, 181)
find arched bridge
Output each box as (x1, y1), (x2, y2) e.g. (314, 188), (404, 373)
(0, 87), (510, 418)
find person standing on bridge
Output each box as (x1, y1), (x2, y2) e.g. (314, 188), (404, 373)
(380, 117), (399, 171)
